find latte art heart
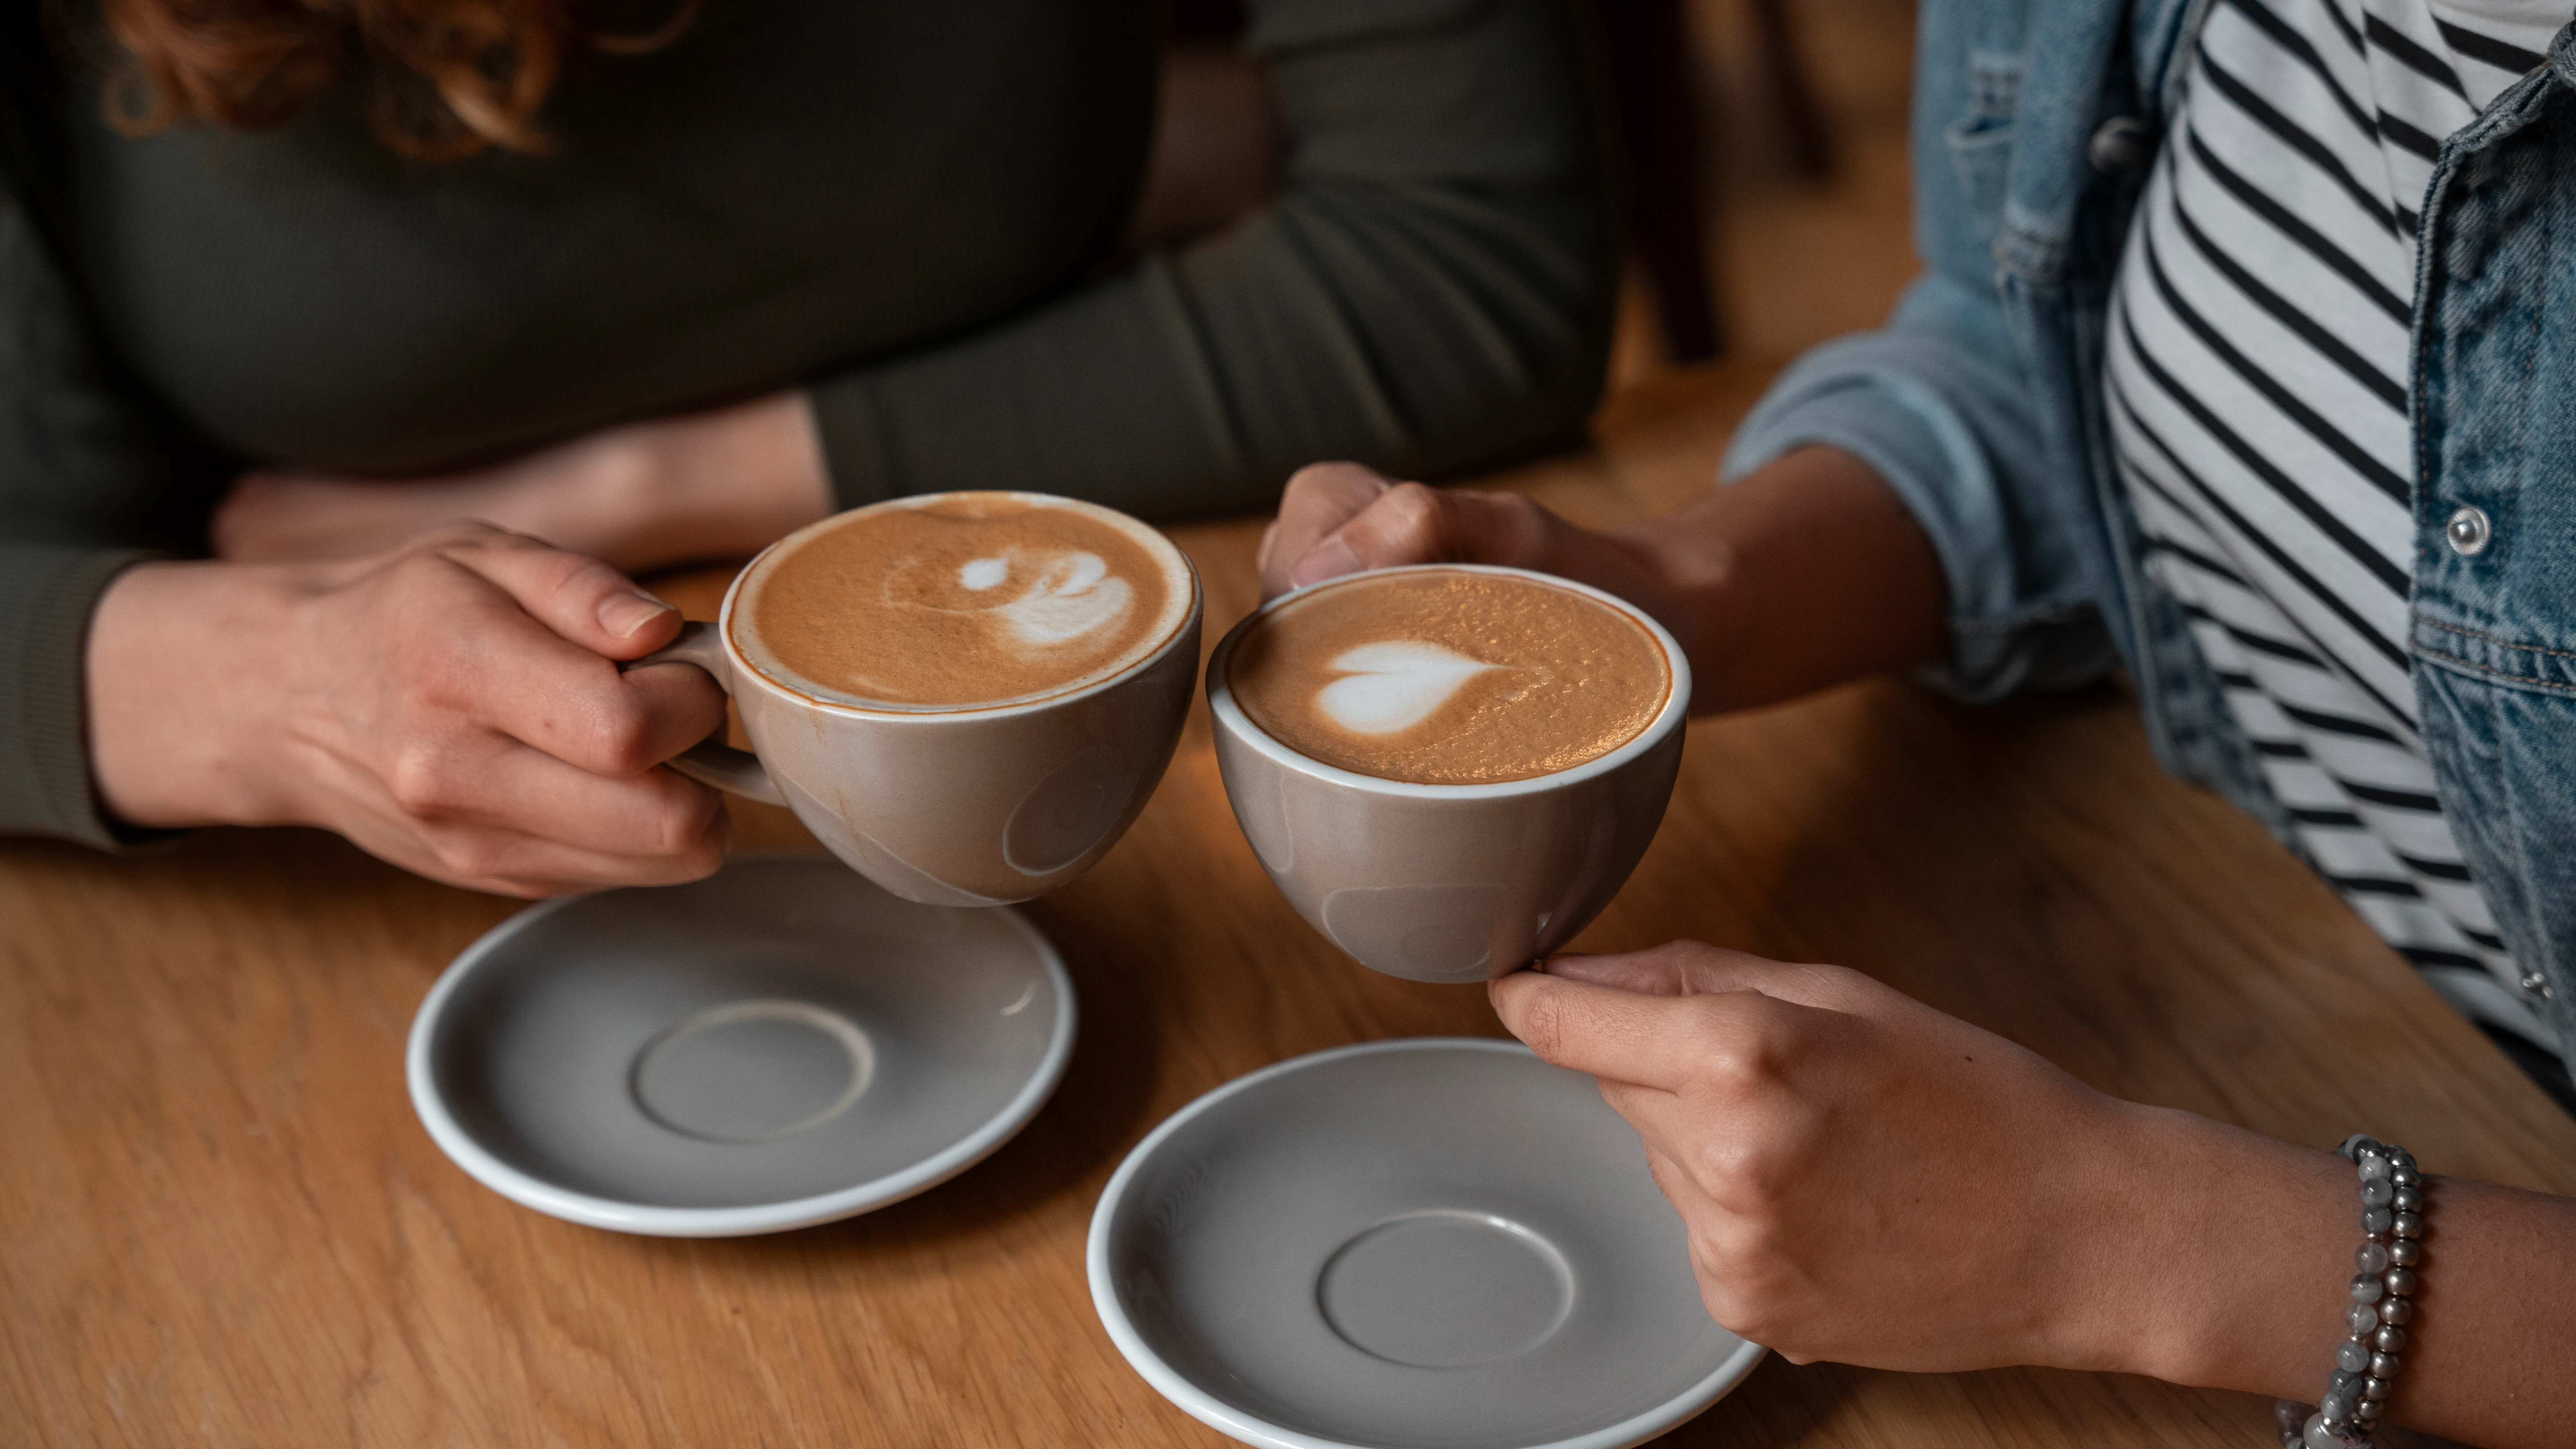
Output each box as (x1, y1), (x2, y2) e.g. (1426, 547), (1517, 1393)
(1226, 569), (1671, 784)
(1316, 641), (1502, 734)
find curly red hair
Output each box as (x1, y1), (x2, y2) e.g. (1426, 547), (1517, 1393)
(97, 0), (692, 162)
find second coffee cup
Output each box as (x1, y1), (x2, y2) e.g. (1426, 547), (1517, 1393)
(638, 491), (1202, 907)
(1208, 564), (1688, 982)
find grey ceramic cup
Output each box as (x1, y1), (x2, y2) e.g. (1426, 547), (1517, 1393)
(638, 494), (1203, 908)
(1207, 565), (1689, 983)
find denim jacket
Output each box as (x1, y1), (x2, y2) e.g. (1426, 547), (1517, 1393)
(1724, 0), (2576, 1074)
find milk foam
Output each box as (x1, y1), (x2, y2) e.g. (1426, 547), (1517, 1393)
(989, 551), (1133, 648)
(890, 546), (1135, 654)
(735, 493), (1190, 712)
(1225, 569), (1670, 784)
(1315, 641), (1502, 734)
(958, 551), (1128, 651)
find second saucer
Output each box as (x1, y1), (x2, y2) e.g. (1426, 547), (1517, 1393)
(1089, 1038), (1762, 1449)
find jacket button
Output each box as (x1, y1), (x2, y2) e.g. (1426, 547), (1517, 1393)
(2445, 505), (2492, 556)
(2088, 116), (2158, 176)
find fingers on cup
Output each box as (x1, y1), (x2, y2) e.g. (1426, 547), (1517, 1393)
(609, 661), (732, 769)
(1281, 461), (1395, 522)
(1267, 461), (1395, 595)
(1541, 940), (1737, 996)
(1545, 943), (1888, 1017)
(471, 648), (723, 780)
(1514, 981), (1840, 1364)
(414, 821), (730, 898)
(1288, 483), (1561, 593)
(1292, 480), (1451, 585)
(1500, 973), (1832, 1212)
(433, 525), (682, 659)
(404, 557), (721, 776)
(1495, 970), (1785, 1093)
(379, 756), (730, 896)
(384, 734), (727, 859)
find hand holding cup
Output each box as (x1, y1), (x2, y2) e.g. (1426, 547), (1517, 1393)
(1490, 943), (2352, 1382)
(89, 522), (730, 896)
(632, 492), (1202, 906)
(1258, 462), (1673, 608)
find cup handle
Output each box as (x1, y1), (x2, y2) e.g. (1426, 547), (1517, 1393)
(621, 620), (789, 807)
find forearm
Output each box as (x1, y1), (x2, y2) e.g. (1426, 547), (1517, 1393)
(807, 0), (1609, 521)
(2082, 1104), (2576, 1449)
(573, 390), (830, 570)
(88, 560), (315, 828)
(1627, 446), (1947, 713)
(214, 390), (830, 576)
(1519, 445), (1948, 715)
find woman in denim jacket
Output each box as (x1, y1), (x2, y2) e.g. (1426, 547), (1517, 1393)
(1268, 1), (2576, 1443)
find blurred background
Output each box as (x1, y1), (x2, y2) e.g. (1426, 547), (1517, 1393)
(1140, 0), (1921, 397)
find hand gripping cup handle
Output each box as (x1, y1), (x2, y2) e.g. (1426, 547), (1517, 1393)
(619, 620), (789, 806)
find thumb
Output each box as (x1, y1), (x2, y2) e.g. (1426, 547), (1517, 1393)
(1262, 462), (1395, 599)
(1291, 483), (1558, 590)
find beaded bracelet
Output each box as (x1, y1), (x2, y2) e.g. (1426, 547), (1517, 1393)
(2274, 1135), (2428, 1449)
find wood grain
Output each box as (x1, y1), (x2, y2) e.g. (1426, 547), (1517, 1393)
(5, 359), (2568, 1449)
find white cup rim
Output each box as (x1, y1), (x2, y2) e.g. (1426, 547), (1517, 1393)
(719, 491), (1204, 723)
(1205, 564), (1691, 800)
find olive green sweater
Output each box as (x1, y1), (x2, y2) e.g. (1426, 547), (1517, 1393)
(0, 0), (1611, 848)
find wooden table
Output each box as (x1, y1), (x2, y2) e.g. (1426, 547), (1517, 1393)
(7, 361), (2572, 1449)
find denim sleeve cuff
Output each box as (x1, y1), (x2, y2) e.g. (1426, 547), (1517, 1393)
(1720, 332), (2111, 703)
(0, 542), (159, 848)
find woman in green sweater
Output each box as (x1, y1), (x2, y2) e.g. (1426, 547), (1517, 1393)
(0, 0), (1611, 893)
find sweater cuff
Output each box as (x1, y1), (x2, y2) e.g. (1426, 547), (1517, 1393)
(0, 543), (158, 849)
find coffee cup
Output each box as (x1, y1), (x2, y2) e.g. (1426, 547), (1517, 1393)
(1206, 564), (1688, 982)
(636, 492), (1203, 908)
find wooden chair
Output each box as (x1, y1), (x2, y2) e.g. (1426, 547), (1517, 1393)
(1589, 0), (1831, 362)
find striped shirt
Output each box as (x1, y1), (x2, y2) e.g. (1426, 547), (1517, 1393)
(2102, 0), (2567, 1061)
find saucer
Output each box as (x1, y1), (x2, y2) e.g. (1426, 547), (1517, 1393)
(1088, 1039), (1763, 1449)
(408, 852), (1075, 1236)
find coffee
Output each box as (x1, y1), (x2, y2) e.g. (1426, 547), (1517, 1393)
(1226, 569), (1670, 784)
(733, 493), (1194, 711)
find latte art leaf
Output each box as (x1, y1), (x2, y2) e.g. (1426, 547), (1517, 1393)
(999, 551), (1133, 648)
(1317, 641), (1501, 734)
(890, 548), (1135, 650)
(739, 493), (1184, 710)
